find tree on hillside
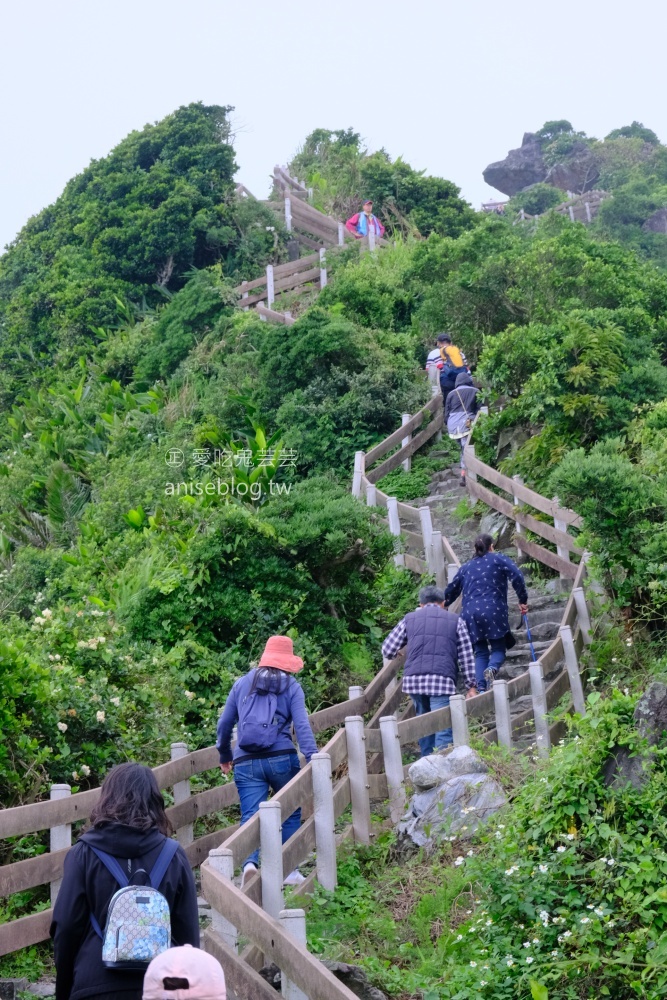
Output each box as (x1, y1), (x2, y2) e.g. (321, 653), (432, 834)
(287, 128), (476, 239)
(0, 102), (285, 407)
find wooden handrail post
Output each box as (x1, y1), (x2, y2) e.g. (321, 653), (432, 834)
(348, 685), (364, 701)
(319, 248), (327, 288)
(266, 265), (275, 307)
(449, 694), (469, 746)
(379, 716), (407, 823)
(285, 196), (292, 232)
(552, 496), (571, 580)
(447, 563), (458, 585)
(560, 625), (586, 716)
(50, 783), (71, 906)
(241, 280), (249, 311)
(428, 366), (440, 398)
(529, 662), (551, 757)
(259, 801), (284, 918)
(366, 483), (377, 506)
(311, 753), (337, 891)
(493, 679), (512, 748)
(419, 506), (434, 570)
(430, 530), (446, 589)
(387, 496), (404, 568)
(466, 445), (477, 484)
(368, 226), (376, 252)
(279, 909), (308, 1000)
(171, 742), (193, 847)
(338, 222), (345, 246)
(384, 674), (399, 702)
(512, 475), (525, 542)
(344, 716), (371, 844)
(572, 588), (592, 645)
(352, 452), (364, 499)
(208, 847), (238, 952)
(401, 414), (412, 473)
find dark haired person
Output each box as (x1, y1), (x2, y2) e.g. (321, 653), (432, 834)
(51, 763), (199, 1000)
(216, 635), (317, 887)
(345, 199), (385, 239)
(444, 534), (528, 693)
(446, 370), (479, 488)
(382, 584), (476, 756)
(425, 334), (469, 412)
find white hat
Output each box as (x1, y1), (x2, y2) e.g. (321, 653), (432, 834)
(142, 944), (226, 1000)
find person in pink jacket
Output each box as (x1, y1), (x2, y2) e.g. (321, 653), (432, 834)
(345, 199), (385, 239)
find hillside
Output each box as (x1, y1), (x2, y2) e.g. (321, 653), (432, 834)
(3, 106), (667, 997)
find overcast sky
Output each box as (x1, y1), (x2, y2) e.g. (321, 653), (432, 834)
(1, 0), (663, 251)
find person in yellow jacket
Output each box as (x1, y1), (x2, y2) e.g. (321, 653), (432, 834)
(425, 334), (469, 410)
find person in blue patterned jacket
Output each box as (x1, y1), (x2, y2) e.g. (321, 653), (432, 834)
(444, 533), (528, 693)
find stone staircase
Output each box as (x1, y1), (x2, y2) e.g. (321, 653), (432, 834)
(398, 457), (570, 735)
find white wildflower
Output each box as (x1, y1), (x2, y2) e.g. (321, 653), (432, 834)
(566, 833), (575, 840)
(551, 949), (558, 957)
(539, 864), (548, 873)
(594, 907), (604, 916)
(523, 941), (531, 949)
(54, 653), (61, 661)
(470, 961), (477, 968)
(506, 958), (514, 967)
(526, 956), (534, 964)
(556, 845), (566, 853)
(184, 690), (196, 701)
(467, 849), (474, 857)
(42, 608), (52, 619)
(454, 856), (465, 866)
(81, 764), (91, 777)
(607, 858), (615, 866)
(71, 771), (79, 780)
(532, 937), (539, 944)
(57, 722), (68, 733)
(96, 710), (105, 722)
(110, 696), (120, 707)
(580, 917), (590, 924)
(456, 934), (463, 941)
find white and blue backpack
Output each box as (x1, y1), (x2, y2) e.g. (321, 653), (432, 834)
(88, 838), (179, 970)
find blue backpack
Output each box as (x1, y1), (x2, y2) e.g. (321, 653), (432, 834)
(88, 838), (179, 970)
(237, 671), (291, 753)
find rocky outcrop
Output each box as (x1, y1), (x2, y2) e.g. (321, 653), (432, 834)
(545, 142), (599, 194)
(643, 208), (667, 234)
(397, 746), (506, 849)
(483, 133), (547, 197)
(322, 963), (388, 1000)
(479, 509), (514, 550)
(603, 682), (667, 790)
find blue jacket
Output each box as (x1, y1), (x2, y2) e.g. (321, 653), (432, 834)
(444, 552), (528, 642)
(216, 669), (318, 764)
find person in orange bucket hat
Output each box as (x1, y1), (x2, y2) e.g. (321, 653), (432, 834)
(215, 636), (317, 888)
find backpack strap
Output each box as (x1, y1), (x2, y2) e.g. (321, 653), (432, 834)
(86, 846), (130, 940)
(149, 837), (180, 890)
(87, 845), (130, 888)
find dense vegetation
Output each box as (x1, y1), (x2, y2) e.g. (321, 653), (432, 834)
(3, 105), (667, 995)
(288, 128), (477, 238)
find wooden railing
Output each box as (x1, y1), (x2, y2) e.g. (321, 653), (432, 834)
(0, 650), (405, 959)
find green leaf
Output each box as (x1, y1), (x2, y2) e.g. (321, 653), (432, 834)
(530, 982), (548, 1000)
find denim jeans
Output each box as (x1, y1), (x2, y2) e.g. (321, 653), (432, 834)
(473, 637), (507, 691)
(233, 753), (301, 868)
(409, 694), (452, 756)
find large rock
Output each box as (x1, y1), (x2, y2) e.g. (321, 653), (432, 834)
(496, 425), (531, 461)
(480, 509), (514, 550)
(544, 142), (600, 193)
(643, 208), (667, 234)
(399, 747), (506, 849)
(603, 682), (667, 790)
(403, 773), (506, 846)
(408, 745), (487, 790)
(483, 133), (547, 197)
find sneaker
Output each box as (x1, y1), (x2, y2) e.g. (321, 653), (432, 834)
(241, 863), (258, 888)
(459, 475), (466, 488)
(283, 868), (306, 886)
(483, 667), (495, 691)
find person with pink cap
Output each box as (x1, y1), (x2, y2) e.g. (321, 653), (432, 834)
(143, 944), (226, 1000)
(216, 635), (317, 887)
